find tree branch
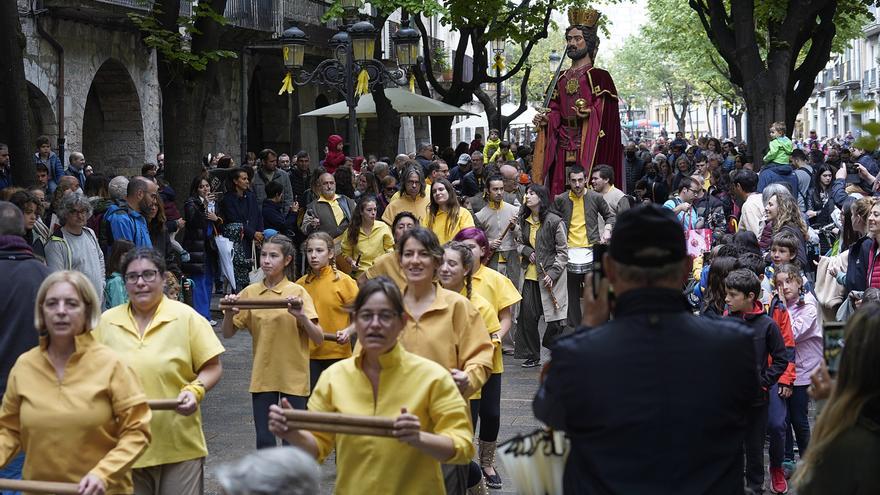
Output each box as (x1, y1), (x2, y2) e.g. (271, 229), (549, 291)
(486, 0), (554, 84)
(412, 14), (448, 99)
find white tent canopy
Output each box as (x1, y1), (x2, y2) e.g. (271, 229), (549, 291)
(450, 103), (535, 130)
(300, 88), (476, 118)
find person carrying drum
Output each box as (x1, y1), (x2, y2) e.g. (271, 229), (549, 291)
(552, 165), (614, 328)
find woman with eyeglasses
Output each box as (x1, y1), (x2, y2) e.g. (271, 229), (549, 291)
(0, 271), (151, 495)
(45, 192), (106, 307)
(268, 277), (475, 494)
(95, 248), (225, 495)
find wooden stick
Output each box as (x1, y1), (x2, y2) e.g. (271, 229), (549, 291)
(323, 333), (339, 342)
(219, 299), (291, 310)
(0, 479), (79, 494)
(538, 261), (561, 311)
(147, 399), (182, 410)
(281, 409), (395, 429)
(487, 217), (518, 259)
(286, 420), (395, 438)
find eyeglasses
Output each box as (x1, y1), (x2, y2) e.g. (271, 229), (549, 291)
(355, 310), (400, 325)
(124, 269), (160, 284)
(70, 209), (89, 216)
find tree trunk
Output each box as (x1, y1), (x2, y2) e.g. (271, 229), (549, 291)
(731, 111), (743, 141)
(372, 86), (401, 158)
(161, 77), (209, 205)
(430, 115), (455, 149)
(705, 100), (714, 137)
(0, 3), (35, 185)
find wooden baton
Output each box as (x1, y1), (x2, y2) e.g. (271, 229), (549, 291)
(0, 479), (79, 494)
(282, 409), (395, 429)
(147, 399), (182, 410)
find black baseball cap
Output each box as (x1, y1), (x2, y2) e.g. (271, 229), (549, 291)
(609, 204), (686, 266)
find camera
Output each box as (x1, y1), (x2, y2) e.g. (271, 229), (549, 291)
(845, 161), (861, 184)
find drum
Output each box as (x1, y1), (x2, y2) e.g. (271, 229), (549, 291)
(567, 247), (593, 274)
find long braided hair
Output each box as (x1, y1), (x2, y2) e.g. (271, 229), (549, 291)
(443, 241), (474, 299)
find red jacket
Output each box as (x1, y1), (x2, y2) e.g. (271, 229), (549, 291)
(767, 296), (796, 387)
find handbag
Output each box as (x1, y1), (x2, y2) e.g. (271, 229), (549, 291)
(248, 241), (264, 285)
(682, 204), (712, 258)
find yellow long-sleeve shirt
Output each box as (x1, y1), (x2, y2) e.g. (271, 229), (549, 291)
(95, 297), (225, 468)
(296, 266), (359, 360)
(465, 292), (502, 398)
(340, 221), (394, 274)
(399, 284), (494, 397)
(364, 251), (407, 291)
(307, 343), (475, 494)
(0, 332), (151, 494)
(423, 208), (475, 245)
(381, 193), (430, 224)
(233, 280), (319, 395)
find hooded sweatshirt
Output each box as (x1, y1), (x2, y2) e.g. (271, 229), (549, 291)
(324, 135), (346, 174)
(726, 301), (788, 405)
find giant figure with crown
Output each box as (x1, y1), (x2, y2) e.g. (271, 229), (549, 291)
(533, 6), (622, 197)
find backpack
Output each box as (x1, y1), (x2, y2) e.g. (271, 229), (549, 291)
(99, 206), (132, 255)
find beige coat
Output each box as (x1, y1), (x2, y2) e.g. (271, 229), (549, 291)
(518, 212), (568, 322)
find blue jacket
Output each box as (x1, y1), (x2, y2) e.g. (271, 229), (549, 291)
(262, 199), (299, 238)
(220, 190), (263, 241)
(757, 163), (799, 197)
(34, 152), (65, 193)
(534, 288), (757, 494)
(105, 203), (152, 248)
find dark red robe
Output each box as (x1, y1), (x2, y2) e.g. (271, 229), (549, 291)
(543, 66), (622, 197)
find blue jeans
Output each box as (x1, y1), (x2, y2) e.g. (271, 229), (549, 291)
(251, 392), (307, 449)
(785, 384), (811, 460)
(0, 452), (24, 495)
(189, 256), (214, 320)
(767, 383), (788, 468)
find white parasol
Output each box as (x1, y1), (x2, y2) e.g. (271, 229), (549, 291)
(497, 428), (570, 495)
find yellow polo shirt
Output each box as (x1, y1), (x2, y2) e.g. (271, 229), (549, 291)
(525, 216), (541, 280)
(399, 284), (493, 397)
(471, 264), (522, 314)
(364, 251), (407, 291)
(95, 297), (225, 468)
(465, 292), (503, 396)
(423, 208), (475, 245)
(233, 279), (319, 396)
(296, 266), (359, 360)
(568, 191), (590, 248)
(0, 332), (151, 493)
(307, 344), (474, 493)
(381, 193), (430, 224)
(340, 221), (394, 273)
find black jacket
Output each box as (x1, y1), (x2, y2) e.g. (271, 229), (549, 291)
(534, 288), (757, 494)
(727, 303), (789, 404)
(846, 235), (873, 294)
(181, 196), (217, 276)
(0, 235), (51, 398)
(262, 199), (300, 238)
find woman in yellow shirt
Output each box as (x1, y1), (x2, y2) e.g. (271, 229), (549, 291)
(221, 234), (324, 449)
(454, 227), (522, 354)
(423, 178), (474, 245)
(439, 241), (506, 490)
(296, 232), (359, 389)
(341, 195), (393, 277)
(358, 210), (418, 290)
(0, 271), (151, 495)
(267, 277), (474, 494)
(95, 248), (224, 495)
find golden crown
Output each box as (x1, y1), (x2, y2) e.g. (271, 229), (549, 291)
(568, 6), (600, 28)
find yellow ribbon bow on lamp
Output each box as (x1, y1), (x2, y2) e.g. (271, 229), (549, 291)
(278, 71), (294, 95)
(355, 69), (370, 96)
(409, 73), (416, 93)
(492, 53), (505, 72)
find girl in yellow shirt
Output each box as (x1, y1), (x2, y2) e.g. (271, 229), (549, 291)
(267, 278), (474, 494)
(296, 232), (359, 389)
(359, 211), (418, 290)
(0, 271), (151, 495)
(341, 196), (394, 278)
(221, 234), (324, 449)
(424, 178), (474, 245)
(439, 241), (506, 490)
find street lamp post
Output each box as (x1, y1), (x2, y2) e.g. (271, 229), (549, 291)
(279, 10), (420, 157)
(491, 38), (505, 138)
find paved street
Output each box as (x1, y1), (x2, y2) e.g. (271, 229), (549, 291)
(200, 317), (547, 494)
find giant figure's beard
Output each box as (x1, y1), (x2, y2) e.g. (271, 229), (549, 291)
(566, 46), (589, 60)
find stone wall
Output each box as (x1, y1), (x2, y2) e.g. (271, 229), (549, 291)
(21, 15), (160, 176)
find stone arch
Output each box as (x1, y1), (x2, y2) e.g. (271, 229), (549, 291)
(0, 83), (57, 147)
(82, 58), (145, 174)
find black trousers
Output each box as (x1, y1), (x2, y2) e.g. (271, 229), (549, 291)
(567, 271), (585, 328)
(309, 358), (343, 391)
(744, 403), (769, 493)
(514, 280), (565, 361)
(252, 392), (307, 449)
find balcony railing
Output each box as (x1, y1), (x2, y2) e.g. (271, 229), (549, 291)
(93, 0), (277, 32)
(282, 0), (337, 29)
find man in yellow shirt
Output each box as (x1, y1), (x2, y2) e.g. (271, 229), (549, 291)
(302, 173), (355, 244)
(381, 165), (430, 224)
(552, 165), (614, 328)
